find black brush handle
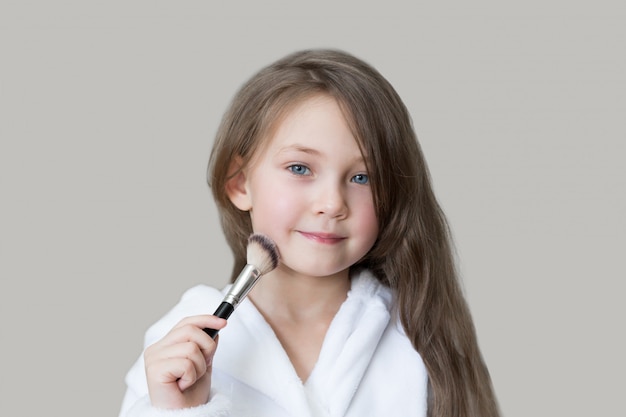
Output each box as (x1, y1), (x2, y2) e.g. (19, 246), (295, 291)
(203, 301), (235, 339)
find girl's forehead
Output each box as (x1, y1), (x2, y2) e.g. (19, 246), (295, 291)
(276, 94), (337, 125)
(246, 93), (369, 168)
(271, 95), (357, 141)
(272, 97), (358, 147)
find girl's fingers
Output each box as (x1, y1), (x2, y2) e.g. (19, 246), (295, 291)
(150, 356), (199, 389)
(173, 315), (228, 332)
(144, 315), (225, 408)
(146, 342), (214, 393)
(151, 341), (209, 375)
(168, 315), (227, 343)
(150, 315), (227, 352)
(144, 314), (226, 391)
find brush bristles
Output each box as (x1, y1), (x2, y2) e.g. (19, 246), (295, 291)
(246, 233), (280, 275)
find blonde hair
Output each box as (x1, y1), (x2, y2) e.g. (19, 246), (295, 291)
(208, 49), (500, 416)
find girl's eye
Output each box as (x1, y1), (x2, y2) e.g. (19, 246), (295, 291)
(351, 174), (369, 185)
(288, 164), (311, 176)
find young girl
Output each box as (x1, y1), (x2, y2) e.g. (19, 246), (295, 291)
(119, 49), (500, 417)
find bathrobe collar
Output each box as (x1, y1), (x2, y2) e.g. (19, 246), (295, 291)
(215, 270), (392, 417)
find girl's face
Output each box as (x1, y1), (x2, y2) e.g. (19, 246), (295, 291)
(228, 95), (379, 280)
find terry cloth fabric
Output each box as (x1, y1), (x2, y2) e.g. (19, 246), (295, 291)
(119, 270), (428, 417)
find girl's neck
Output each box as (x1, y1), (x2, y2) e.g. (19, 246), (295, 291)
(247, 267), (351, 382)
(248, 266), (351, 324)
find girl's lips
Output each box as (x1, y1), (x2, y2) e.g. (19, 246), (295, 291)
(299, 231), (346, 244)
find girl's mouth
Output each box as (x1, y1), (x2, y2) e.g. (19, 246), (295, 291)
(298, 231), (346, 244)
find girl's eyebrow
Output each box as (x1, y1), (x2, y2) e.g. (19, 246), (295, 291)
(275, 144), (321, 156)
(276, 144), (366, 164)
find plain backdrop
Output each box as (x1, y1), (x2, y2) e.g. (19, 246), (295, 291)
(1, 1), (624, 416)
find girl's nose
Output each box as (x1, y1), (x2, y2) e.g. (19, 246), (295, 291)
(313, 182), (348, 219)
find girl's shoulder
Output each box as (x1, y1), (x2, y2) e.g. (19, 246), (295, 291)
(180, 283), (229, 305)
(142, 284), (227, 347)
(351, 270), (422, 348)
(349, 270), (416, 340)
(170, 283), (228, 318)
(349, 269), (393, 306)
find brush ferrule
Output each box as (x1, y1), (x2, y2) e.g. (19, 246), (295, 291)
(223, 264), (261, 308)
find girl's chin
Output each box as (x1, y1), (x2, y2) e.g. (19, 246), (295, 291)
(275, 263), (350, 280)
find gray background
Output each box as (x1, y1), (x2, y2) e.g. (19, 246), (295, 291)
(1, 1), (624, 416)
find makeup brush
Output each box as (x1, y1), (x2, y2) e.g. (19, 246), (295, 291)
(204, 233), (279, 339)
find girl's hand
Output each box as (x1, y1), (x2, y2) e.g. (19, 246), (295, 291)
(144, 315), (227, 409)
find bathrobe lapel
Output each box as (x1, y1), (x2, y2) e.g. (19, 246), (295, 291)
(216, 296), (313, 417)
(306, 271), (392, 417)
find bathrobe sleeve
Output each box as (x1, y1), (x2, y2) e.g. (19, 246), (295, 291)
(118, 285), (232, 417)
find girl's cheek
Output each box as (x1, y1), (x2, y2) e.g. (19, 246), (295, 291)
(268, 193), (299, 221)
(252, 187), (300, 230)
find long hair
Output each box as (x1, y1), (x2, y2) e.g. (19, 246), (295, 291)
(208, 49), (500, 417)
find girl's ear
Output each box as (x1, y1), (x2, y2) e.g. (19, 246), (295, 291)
(225, 156), (252, 211)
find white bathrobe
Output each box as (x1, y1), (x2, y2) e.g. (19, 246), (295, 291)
(119, 270), (428, 417)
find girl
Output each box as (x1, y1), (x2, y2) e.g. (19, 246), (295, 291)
(119, 49), (500, 417)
